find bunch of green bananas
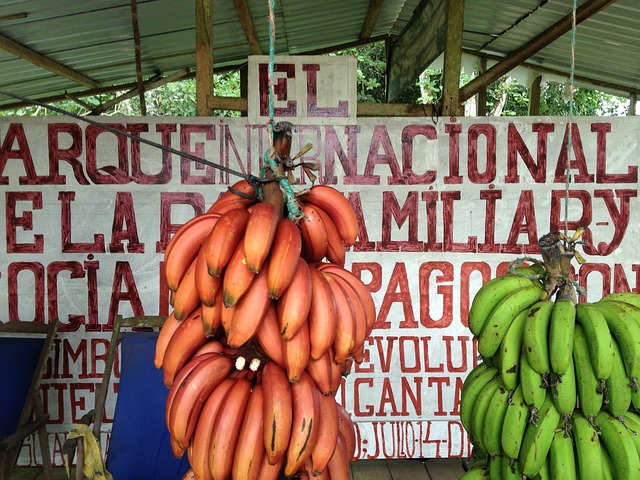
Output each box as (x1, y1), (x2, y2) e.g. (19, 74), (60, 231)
(460, 270), (640, 480)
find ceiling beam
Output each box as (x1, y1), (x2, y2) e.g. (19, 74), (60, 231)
(130, 0), (147, 115)
(459, 0), (618, 103)
(463, 48), (639, 96)
(208, 95), (435, 117)
(360, 0), (384, 39)
(232, 0), (263, 55)
(0, 31), (100, 89)
(91, 68), (190, 115)
(0, 62), (255, 111)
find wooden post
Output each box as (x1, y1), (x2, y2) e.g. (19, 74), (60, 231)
(476, 58), (487, 116)
(240, 64), (248, 117)
(529, 75), (542, 116)
(195, 0), (213, 116)
(630, 93), (637, 116)
(130, 0), (146, 115)
(441, 0), (464, 116)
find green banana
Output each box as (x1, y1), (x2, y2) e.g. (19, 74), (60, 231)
(523, 299), (554, 375)
(468, 273), (539, 336)
(459, 461), (490, 480)
(620, 411), (640, 457)
(548, 424), (577, 480)
(460, 366), (498, 433)
(478, 285), (544, 358)
(501, 384), (530, 459)
(549, 298), (576, 376)
(631, 381), (640, 410)
(462, 362), (491, 397)
(518, 393), (560, 478)
(470, 376), (502, 453)
(537, 456), (551, 480)
(497, 308), (528, 391)
(573, 323), (604, 419)
(601, 448), (615, 480)
(601, 291), (640, 308)
(624, 409), (640, 426)
(501, 455), (523, 480)
(575, 302), (614, 380)
(482, 380), (510, 456)
(520, 347), (548, 412)
(488, 455), (502, 480)
(604, 338), (632, 417)
(572, 412), (604, 480)
(551, 355), (576, 417)
(595, 411), (640, 480)
(592, 300), (640, 384)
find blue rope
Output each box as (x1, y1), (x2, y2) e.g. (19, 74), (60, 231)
(563, 0), (577, 238)
(262, 0), (303, 221)
(268, 0), (275, 126)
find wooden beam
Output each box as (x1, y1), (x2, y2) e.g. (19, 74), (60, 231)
(64, 93), (94, 112)
(130, 0), (147, 115)
(0, 64), (258, 112)
(91, 69), (190, 115)
(529, 75), (542, 115)
(0, 32), (99, 89)
(207, 95), (435, 117)
(441, 0), (464, 116)
(239, 64), (248, 117)
(459, 0), (618, 103)
(476, 58), (487, 116)
(195, 0), (213, 116)
(357, 102), (434, 117)
(232, 0), (262, 55)
(360, 0), (384, 39)
(208, 96), (247, 112)
(463, 48), (638, 97)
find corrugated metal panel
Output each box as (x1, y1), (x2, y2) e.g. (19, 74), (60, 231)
(462, 0), (640, 95)
(0, 0), (637, 108)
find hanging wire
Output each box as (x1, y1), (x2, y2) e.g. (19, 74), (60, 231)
(0, 89), (272, 193)
(563, 0), (577, 238)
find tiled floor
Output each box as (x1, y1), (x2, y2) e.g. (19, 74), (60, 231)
(12, 458), (467, 479)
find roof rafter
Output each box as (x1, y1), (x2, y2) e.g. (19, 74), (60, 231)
(459, 0), (619, 103)
(0, 31), (100, 89)
(130, 0), (147, 115)
(232, 0), (263, 55)
(360, 0), (384, 39)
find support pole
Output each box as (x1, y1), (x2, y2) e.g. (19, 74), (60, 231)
(529, 75), (542, 116)
(476, 58), (487, 116)
(195, 0), (213, 116)
(130, 0), (146, 115)
(441, 0), (464, 116)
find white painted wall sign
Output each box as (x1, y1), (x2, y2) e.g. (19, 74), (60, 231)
(1, 115), (638, 465)
(248, 55), (357, 125)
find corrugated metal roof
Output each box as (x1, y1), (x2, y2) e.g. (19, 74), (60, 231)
(463, 0), (640, 95)
(0, 0), (637, 110)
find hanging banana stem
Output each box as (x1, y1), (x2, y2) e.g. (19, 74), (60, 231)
(539, 232), (583, 303)
(261, 122), (294, 218)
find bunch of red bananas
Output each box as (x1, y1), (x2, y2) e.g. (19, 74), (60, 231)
(154, 179), (374, 480)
